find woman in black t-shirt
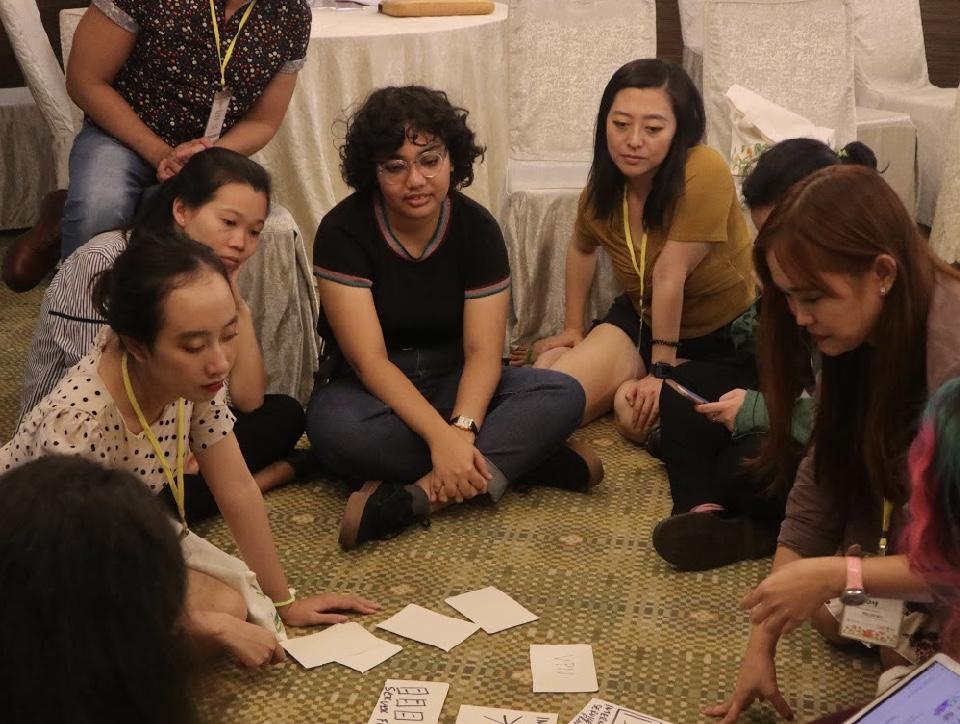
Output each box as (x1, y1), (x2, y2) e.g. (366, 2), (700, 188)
(307, 86), (602, 549)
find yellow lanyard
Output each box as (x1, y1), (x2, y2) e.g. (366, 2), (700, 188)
(122, 352), (189, 537)
(878, 499), (893, 556)
(622, 191), (649, 341)
(209, 0), (258, 88)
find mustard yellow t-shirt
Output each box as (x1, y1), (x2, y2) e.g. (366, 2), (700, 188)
(574, 144), (755, 339)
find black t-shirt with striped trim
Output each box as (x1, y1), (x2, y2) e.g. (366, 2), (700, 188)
(313, 190), (510, 352)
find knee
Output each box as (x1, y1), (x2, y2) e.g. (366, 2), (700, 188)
(533, 346), (569, 369)
(306, 387), (375, 464)
(263, 394), (306, 444)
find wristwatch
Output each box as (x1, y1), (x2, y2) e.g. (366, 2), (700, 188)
(649, 361), (675, 380)
(840, 555), (868, 606)
(449, 415), (479, 434)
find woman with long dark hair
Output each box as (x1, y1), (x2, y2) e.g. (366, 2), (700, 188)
(706, 166), (960, 722)
(532, 59), (755, 443)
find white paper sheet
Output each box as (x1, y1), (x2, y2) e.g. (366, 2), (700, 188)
(456, 704), (558, 723)
(367, 679), (450, 724)
(376, 604), (480, 651)
(336, 640), (402, 673)
(445, 586), (539, 634)
(281, 622), (383, 669)
(529, 644), (599, 693)
(567, 698), (672, 724)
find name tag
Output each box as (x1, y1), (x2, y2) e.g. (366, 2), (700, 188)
(203, 87), (233, 142)
(840, 596), (905, 648)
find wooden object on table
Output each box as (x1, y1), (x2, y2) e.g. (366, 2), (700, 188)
(379, 0), (494, 17)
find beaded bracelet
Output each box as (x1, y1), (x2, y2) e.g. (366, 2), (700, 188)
(651, 339), (679, 348)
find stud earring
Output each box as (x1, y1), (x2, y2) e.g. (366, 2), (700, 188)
(880, 287), (887, 296)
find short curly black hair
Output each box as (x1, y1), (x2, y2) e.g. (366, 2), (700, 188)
(339, 85), (486, 193)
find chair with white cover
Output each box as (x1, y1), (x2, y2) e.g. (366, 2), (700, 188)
(929, 89), (960, 264)
(849, 0), (957, 225)
(56, 6), (319, 402)
(703, 0), (917, 215)
(502, 0), (656, 347)
(678, 0), (705, 92)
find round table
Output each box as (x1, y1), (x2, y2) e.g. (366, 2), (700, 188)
(255, 4), (509, 242)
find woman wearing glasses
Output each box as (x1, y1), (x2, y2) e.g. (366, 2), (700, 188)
(307, 86), (601, 549)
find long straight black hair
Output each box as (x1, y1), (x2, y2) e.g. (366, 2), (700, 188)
(584, 59), (705, 229)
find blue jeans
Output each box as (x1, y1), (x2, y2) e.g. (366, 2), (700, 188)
(306, 346), (585, 498)
(61, 121), (156, 259)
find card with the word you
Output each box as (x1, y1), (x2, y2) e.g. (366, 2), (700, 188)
(529, 644), (599, 693)
(445, 586), (539, 634)
(376, 603), (480, 651)
(455, 704), (558, 723)
(567, 698), (672, 724)
(366, 679), (449, 724)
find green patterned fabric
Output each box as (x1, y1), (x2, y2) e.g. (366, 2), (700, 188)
(0, 261), (881, 723)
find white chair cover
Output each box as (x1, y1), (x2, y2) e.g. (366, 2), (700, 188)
(503, 0), (654, 345)
(0, 0), (77, 188)
(849, 0), (957, 225)
(855, 106), (917, 216)
(236, 205), (319, 405)
(703, 0), (857, 161)
(678, 0), (705, 90)
(930, 91), (960, 264)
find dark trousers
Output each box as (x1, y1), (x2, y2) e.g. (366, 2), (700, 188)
(659, 360), (796, 523)
(305, 346), (585, 492)
(161, 394), (305, 522)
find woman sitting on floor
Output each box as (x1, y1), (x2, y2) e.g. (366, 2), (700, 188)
(18, 148), (309, 522)
(307, 85), (601, 550)
(1, 456), (197, 723)
(0, 233), (378, 665)
(651, 139), (877, 572)
(706, 166), (960, 723)
(528, 59), (756, 445)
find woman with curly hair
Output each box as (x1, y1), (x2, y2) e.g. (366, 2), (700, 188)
(307, 85), (601, 549)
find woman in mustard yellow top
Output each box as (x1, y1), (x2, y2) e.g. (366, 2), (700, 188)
(535, 59), (755, 442)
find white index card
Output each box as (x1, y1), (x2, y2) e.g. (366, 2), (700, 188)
(529, 644), (599, 693)
(445, 586), (539, 634)
(281, 622), (382, 669)
(376, 603), (480, 651)
(456, 704), (558, 723)
(567, 698), (672, 724)
(336, 640), (402, 673)
(367, 679), (449, 724)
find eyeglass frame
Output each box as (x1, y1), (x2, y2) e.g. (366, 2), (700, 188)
(376, 148), (449, 185)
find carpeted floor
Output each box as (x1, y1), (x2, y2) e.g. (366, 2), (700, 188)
(0, 240), (881, 723)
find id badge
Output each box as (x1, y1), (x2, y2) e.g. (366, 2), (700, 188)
(203, 87), (233, 142)
(839, 596), (905, 648)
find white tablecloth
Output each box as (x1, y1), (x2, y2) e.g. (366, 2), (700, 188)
(0, 87), (57, 230)
(61, 5), (509, 248)
(256, 5), (509, 244)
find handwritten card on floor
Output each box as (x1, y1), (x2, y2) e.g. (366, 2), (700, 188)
(376, 604), (480, 651)
(367, 679), (449, 724)
(529, 644), (599, 693)
(445, 586), (539, 634)
(281, 622), (385, 669)
(337, 639), (402, 673)
(455, 704), (558, 723)
(567, 698), (672, 724)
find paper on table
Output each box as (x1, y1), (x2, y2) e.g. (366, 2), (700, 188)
(281, 622), (384, 669)
(376, 604), (479, 651)
(529, 644), (599, 693)
(567, 697), (672, 724)
(336, 640), (402, 673)
(445, 586), (539, 634)
(366, 679), (450, 724)
(456, 704), (558, 723)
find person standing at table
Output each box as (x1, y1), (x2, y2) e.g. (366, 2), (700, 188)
(3, 0), (310, 291)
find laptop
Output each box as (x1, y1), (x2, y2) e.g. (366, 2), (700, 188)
(845, 653), (960, 723)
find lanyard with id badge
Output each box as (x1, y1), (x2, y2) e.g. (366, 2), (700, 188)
(204, 0), (258, 142)
(839, 499), (906, 648)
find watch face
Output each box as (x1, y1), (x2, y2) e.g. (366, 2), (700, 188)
(841, 589), (868, 606)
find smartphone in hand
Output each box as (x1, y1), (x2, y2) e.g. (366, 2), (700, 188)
(664, 378), (709, 405)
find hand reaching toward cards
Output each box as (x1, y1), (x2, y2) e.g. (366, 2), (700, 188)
(190, 610), (286, 668)
(278, 593), (381, 627)
(740, 557), (845, 636)
(156, 137), (213, 181)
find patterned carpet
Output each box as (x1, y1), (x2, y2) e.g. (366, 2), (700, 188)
(0, 248), (881, 723)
